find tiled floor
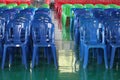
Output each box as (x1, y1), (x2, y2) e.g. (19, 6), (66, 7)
(1, 3), (120, 80)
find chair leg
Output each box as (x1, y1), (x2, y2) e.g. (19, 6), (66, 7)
(36, 52), (39, 65)
(97, 49), (102, 64)
(8, 48), (14, 65)
(103, 48), (108, 69)
(2, 46), (7, 69)
(32, 46), (37, 68)
(22, 46), (27, 69)
(44, 47), (48, 58)
(9, 53), (12, 65)
(110, 47), (116, 69)
(0, 44), (2, 57)
(80, 41), (83, 61)
(47, 47), (51, 64)
(51, 45), (58, 69)
(83, 46), (89, 69)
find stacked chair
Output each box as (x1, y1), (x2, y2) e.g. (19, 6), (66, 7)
(0, 0), (31, 5)
(0, 5), (58, 69)
(70, 4), (120, 69)
(60, 4), (120, 40)
(31, 8), (58, 69)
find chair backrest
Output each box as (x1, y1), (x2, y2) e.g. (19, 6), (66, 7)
(84, 4), (95, 9)
(35, 8), (51, 17)
(111, 9), (120, 19)
(31, 20), (49, 44)
(73, 4), (83, 8)
(0, 18), (5, 40)
(104, 8), (117, 17)
(33, 14), (51, 23)
(80, 17), (105, 44)
(16, 13), (33, 21)
(3, 9), (19, 24)
(92, 8), (106, 22)
(107, 4), (120, 9)
(95, 4), (107, 9)
(6, 21), (28, 43)
(107, 18), (120, 43)
(73, 9), (89, 29)
(62, 4), (73, 16)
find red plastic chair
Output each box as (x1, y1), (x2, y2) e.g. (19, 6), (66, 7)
(0, 0), (6, 3)
(112, 0), (120, 5)
(19, 0), (31, 5)
(45, 0), (50, 4)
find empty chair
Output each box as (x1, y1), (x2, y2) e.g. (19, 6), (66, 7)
(0, 18), (5, 57)
(1, 21), (29, 69)
(80, 17), (108, 69)
(31, 21), (58, 69)
(107, 16), (120, 69)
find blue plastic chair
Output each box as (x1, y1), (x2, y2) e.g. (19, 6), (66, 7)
(81, 17), (108, 69)
(20, 9), (35, 16)
(70, 8), (86, 40)
(73, 9), (93, 61)
(1, 21), (29, 69)
(35, 8), (51, 17)
(31, 20), (58, 69)
(0, 7), (8, 13)
(36, 8), (50, 14)
(107, 17), (120, 69)
(2, 9), (20, 25)
(32, 14), (52, 63)
(111, 9), (120, 18)
(0, 18), (5, 57)
(33, 14), (52, 22)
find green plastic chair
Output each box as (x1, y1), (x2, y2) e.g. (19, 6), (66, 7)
(62, 27), (70, 40)
(7, 3), (17, 7)
(73, 4), (84, 8)
(28, 5), (36, 8)
(0, 3), (6, 7)
(95, 4), (108, 9)
(84, 4), (95, 8)
(5, 5), (13, 9)
(41, 4), (49, 8)
(19, 4), (28, 9)
(107, 4), (120, 9)
(61, 4), (73, 40)
(62, 4), (73, 26)
(15, 6), (24, 9)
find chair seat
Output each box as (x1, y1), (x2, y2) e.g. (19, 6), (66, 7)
(110, 43), (120, 47)
(33, 42), (54, 47)
(4, 42), (26, 47)
(84, 43), (106, 48)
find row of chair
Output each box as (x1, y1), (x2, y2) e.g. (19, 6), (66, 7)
(0, 0), (31, 5)
(59, 4), (120, 40)
(55, 0), (120, 5)
(72, 8), (120, 69)
(0, 7), (58, 69)
(0, 3), (32, 9)
(0, 3), (50, 9)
